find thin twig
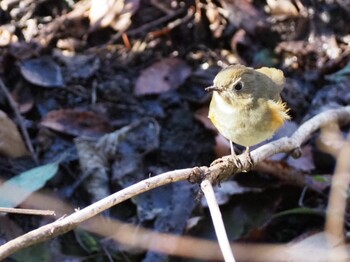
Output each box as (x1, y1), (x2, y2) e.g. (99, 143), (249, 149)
(0, 78), (38, 163)
(107, 7), (187, 44)
(325, 134), (350, 242)
(126, 7), (186, 37)
(0, 106), (350, 259)
(201, 179), (235, 262)
(0, 169), (193, 259)
(0, 207), (55, 216)
(324, 133), (350, 261)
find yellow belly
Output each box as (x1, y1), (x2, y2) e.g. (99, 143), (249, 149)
(208, 93), (289, 147)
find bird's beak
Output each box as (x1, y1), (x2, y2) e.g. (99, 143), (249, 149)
(205, 85), (220, 92)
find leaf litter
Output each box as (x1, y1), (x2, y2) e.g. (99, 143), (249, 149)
(0, 0), (349, 260)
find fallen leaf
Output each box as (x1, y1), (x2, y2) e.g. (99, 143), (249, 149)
(20, 57), (64, 88)
(219, 0), (265, 34)
(134, 57), (192, 96)
(266, 0), (299, 17)
(0, 25), (18, 47)
(89, 0), (139, 32)
(0, 110), (29, 158)
(41, 109), (113, 138)
(54, 50), (100, 80)
(75, 118), (159, 204)
(0, 160), (60, 208)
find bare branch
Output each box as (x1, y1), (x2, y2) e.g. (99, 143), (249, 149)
(201, 179), (236, 261)
(0, 207), (55, 216)
(0, 78), (38, 163)
(0, 106), (349, 259)
(325, 134), (350, 243)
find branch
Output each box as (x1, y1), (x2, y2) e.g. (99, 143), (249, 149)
(325, 133), (350, 243)
(0, 207), (55, 216)
(0, 78), (38, 163)
(0, 106), (349, 259)
(201, 179), (236, 262)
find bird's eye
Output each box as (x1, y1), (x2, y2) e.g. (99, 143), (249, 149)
(234, 82), (243, 91)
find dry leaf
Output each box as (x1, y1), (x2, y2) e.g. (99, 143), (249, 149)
(0, 25), (18, 47)
(20, 57), (64, 88)
(89, 0), (139, 32)
(219, 0), (264, 34)
(266, 0), (299, 17)
(134, 57), (192, 96)
(0, 111), (29, 158)
(41, 109), (113, 138)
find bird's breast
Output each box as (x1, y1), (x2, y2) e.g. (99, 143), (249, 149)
(208, 93), (288, 147)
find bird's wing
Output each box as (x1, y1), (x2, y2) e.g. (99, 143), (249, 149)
(256, 67), (285, 90)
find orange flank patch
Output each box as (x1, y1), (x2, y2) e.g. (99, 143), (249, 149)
(268, 100), (291, 131)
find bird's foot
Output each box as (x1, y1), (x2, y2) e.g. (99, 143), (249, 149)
(210, 143), (254, 171)
(241, 147), (254, 171)
(210, 152), (243, 169)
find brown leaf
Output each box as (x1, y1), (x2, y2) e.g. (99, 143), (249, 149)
(0, 25), (18, 47)
(134, 57), (192, 96)
(219, 0), (265, 34)
(266, 0), (299, 17)
(89, 0), (139, 32)
(0, 111), (29, 158)
(41, 109), (113, 138)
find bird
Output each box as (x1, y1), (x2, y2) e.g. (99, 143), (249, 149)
(206, 64), (290, 168)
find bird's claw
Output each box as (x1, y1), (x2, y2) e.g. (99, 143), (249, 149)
(242, 150), (254, 171)
(210, 147), (254, 171)
(232, 155), (243, 170)
(210, 154), (243, 169)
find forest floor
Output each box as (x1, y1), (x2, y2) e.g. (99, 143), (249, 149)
(0, 0), (350, 261)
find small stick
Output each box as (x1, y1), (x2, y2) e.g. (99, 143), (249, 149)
(201, 179), (236, 262)
(325, 134), (350, 242)
(0, 78), (38, 163)
(0, 207), (55, 216)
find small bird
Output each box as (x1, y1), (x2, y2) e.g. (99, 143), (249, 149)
(206, 64), (290, 167)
